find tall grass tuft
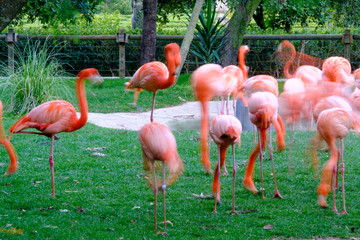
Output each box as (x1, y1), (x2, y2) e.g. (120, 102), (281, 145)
(0, 39), (72, 115)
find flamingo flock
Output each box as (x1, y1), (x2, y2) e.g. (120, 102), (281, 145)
(2, 40), (360, 232)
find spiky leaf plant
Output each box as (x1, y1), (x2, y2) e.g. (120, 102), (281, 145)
(190, 0), (229, 64)
(0, 39), (72, 115)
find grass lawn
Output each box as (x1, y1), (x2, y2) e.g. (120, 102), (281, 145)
(0, 75), (358, 239)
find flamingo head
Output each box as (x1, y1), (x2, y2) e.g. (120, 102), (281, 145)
(78, 68), (103, 85)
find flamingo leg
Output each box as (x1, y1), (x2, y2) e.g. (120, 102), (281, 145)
(269, 128), (282, 198)
(332, 161), (339, 214)
(16, 131), (59, 140)
(220, 96), (225, 115)
(232, 144), (237, 212)
(150, 92), (157, 122)
(339, 139), (347, 215)
(226, 95), (230, 115)
(335, 139), (340, 189)
(152, 162), (158, 230)
(162, 162), (167, 229)
(49, 135), (55, 198)
(258, 129), (264, 199)
(213, 146), (221, 213)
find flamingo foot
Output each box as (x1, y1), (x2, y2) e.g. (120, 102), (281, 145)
(339, 210), (348, 215)
(273, 189), (283, 199)
(318, 194), (328, 208)
(243, 179), (258, 194)
(333, 206), (339, 214)
(222, 168), (229, 175)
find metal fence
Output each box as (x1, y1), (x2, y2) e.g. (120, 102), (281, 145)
(0, 29), (359, 78)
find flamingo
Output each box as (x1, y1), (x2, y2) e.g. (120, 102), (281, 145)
(320, 56), (355, 98)
(125, 43), (181, 122)
(221, 65), (244, 115)
(243, 91), (284, 199)
(9, 68), (103, 198)
(209, 115), (242, 213)
(241, 74), (285, 151)
(138, 122), (184, 230)
(316, 108), (360, 214)
(0, 100), (18, 176)
(192, 63), (227, 174)
(278, 40), (323, 86)
(192, 47), (248, 174)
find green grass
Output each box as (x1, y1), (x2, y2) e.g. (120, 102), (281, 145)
(0, 76), (355, 239)
(1, 118), (360, 238)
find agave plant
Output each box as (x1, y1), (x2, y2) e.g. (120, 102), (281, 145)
(190, 0), (229, 64)
(0, 39), (72, 115)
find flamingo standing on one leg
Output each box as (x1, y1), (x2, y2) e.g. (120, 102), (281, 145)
(9, 68), (103, 198)
(138, 122), (184, 230)
(0, 100), (18, 176)
(125, 43), (181, 122)
(316, 108), (359, 214)
(243, 91), (284, 199)
(209, 115), (242, 213)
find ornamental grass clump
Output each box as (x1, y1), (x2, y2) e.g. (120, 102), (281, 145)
(0, 39), (72, 115)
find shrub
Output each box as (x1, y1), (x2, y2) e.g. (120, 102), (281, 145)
(0, 39), (72, 115)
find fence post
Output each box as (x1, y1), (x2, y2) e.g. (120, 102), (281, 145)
(342, 29), (352, 61)
(116, 29), (129, 78)
(5, 28), (18, 73)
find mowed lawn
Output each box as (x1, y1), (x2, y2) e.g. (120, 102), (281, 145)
(0, 75), (359, 239)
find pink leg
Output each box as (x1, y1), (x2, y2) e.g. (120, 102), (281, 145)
(150, 92), (157, 122)
(49, 135), (55, 198)
(162, 162), (167, 228)
(269, 129), (282, 198)
(339, 139), (347, 215)
(232, 144), (237, 212)
(226, 95), (230, 115)
(335, 140), (340, 189)
(220, 96), (225, 115)
(258, 129), (264, 199)
(332, 162), (339, 214)
(152, 163), (158, 230)
(214, 146), (221, 213)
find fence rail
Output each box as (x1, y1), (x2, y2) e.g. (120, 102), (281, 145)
(0, 29), (359, 78)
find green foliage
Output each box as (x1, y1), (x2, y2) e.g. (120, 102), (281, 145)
(157, 0), (195, 25)
(190, 0), (229, 64)
(14, 0), (103, 27)
(95, 0), (132, 15)
(329, 0), (360, 28)
(0, 39), (72, 115)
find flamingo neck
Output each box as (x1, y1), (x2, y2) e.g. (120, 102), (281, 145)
(73, 76), (88, 131)
(283, 43), (296, 79)
(239, 46), (249, 80)
(163, 52), (177, 89)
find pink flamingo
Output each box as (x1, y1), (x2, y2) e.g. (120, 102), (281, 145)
(316, 108), (360, 214)
(125, 43), (181, 122)
(209, 115), (242, 213)
(9, 68), (103, 197)
(138, 122), (184, 230)
(243, 91), (284, 199)
(0, 100), (17, 176)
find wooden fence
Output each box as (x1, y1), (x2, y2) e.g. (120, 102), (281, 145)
(0, 28), (359, 78)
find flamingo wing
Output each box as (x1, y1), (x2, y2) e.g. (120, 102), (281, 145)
(10, 100), (77, 135)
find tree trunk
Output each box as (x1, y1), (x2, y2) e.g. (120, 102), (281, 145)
(0, 0), (27, 33)
(140, 0), (158, 65)
(252, 2), (266, 30)
(131, 0), (143, 29)
(221, 0), (261, 66)
(174, 0), (205, 83)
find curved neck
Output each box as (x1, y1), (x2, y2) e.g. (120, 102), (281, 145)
(282, 42), (296, 79)
(73, 77), (88, 131)
(239, 46), (249, 80)
(163, 51), (177, 89)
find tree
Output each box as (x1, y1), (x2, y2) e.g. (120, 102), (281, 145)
(221, 0), (261, 66)
(0, 0), (27, 33)
(175, 0), (205, 83)
(140, 0), (158, 65)
(252, 0), (331, 32)
(131, 0), (143, 29)
(0, 0), (103, 33)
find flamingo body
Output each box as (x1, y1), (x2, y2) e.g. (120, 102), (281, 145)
(138, 122), (183, 230)
(9, 68), (103, 197)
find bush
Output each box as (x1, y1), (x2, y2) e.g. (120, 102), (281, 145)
(0, 39), (72, 115)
